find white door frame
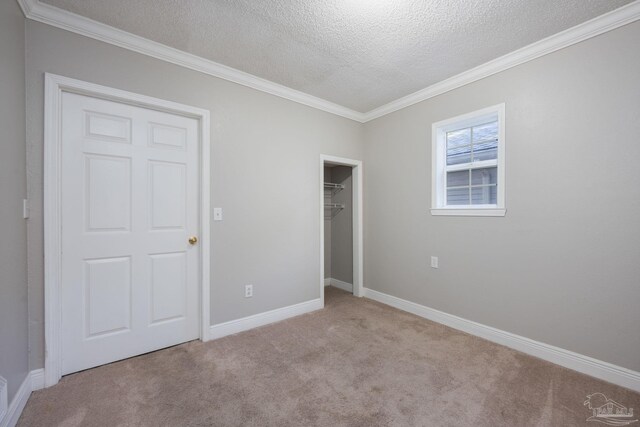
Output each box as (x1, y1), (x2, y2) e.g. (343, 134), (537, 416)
(43, 73), (211, 387)
(320, 154), (363, 306)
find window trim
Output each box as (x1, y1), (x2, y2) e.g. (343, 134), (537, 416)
(431, 103), (506, 217)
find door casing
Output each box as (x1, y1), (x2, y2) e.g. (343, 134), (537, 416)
(319, 154), (364, 306)
(43, 73), (211, 387)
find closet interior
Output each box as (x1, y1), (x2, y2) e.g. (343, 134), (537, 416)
(324, 164), (353, 294)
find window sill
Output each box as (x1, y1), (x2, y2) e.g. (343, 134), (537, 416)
(430, 208), (506, 217)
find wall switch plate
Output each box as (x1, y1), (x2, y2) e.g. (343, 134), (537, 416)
(430, 256), (439, 269)
(23, 199), (30, 219)
(244, 284), (253, 298)
(213, 207), (223, 221)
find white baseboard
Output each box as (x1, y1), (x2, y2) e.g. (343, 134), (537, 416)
(324, 278), (331, 287)
(29, 370), (44, 392)
(0, 377), (6, 424)
(327, 278), (353, 293)
(0, 369), (46, 427)
(210, 298), (323, 340)
(363, 288), (640, 392)
(0, 373), (30, 427)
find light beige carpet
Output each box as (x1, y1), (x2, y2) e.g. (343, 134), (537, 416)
(19, 287), (640, 426)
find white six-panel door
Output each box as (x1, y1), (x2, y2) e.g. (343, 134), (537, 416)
(60, 92), (200, 375)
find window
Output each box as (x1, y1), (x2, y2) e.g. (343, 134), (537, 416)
(431, 104), (505, 216)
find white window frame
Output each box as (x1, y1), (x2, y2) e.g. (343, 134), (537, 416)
(431, 103), (506, 217)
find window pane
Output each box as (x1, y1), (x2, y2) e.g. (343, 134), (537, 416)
(446, 128), (472, 165)
(472, 121), (498, 142)
(471, 167), (497, 185)
(473, 147), (497, 162)
(446, 128), (471, 148)
(472, 121), (498, 162)
(447, 148), (472, 165)
(471, 185), (497, 204)
(447, 187), (469, 205)
(447, 170), (469, 187)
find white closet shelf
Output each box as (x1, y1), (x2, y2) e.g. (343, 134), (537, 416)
(324, 182), (345, 190)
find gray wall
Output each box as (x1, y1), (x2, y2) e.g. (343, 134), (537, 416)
(329, 166), (353, 284)
(25, 21), (364, 369)
(363, 21), (640, 372)
(0, 0), (29, 403)
(323, 167), (332, 278)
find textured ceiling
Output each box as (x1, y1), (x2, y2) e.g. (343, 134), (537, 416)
(41, 0), (633, 113)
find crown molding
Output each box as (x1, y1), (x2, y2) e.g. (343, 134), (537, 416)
(18, 0), (367, 123)
(16, 0), (33, 17)
(18, 0), (640, 124)
(362, 0), (640, 122)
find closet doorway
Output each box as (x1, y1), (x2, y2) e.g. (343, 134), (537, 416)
(319, 155), (363, 306)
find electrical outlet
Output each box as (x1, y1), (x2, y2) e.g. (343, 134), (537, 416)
(213, 207), (223, 221)
(430, 256), (439, 269)
(244, 284), (253, 298)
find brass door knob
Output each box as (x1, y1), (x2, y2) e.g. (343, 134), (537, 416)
(188, 236), (198, 245)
